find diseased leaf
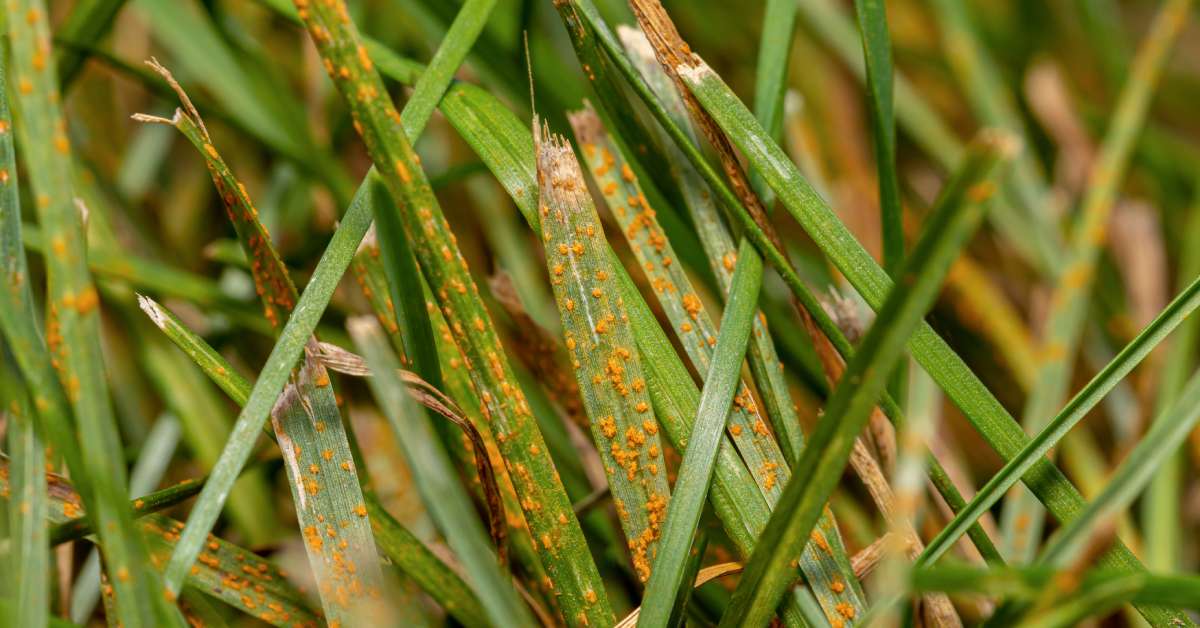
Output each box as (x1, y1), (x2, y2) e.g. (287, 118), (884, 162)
(535, 122), (672, 583)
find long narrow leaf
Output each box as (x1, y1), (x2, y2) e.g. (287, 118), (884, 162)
(853, 0), (902, 275)
(677, 47), (1193, 628)
(5, 3), (179, 624)
(1038, 367), (1200, 566)
(535, 123), (672, 585)
(2, 348), (48, 628)
(289, 1), (611, 623)
(918, 271), (1200, 564)
(637, 235), (758, 628)
(999, 0), (1192, 560)
(720, 129), (1011, 627)
(350, 316), (533, 626)
(143, 68), (384, 620)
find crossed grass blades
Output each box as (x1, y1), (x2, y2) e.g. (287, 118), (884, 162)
(1, 0), (1199, 627)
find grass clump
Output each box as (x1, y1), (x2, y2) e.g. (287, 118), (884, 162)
(1, 0), (1199, 626)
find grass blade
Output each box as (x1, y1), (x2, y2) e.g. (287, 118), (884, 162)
(1143, 196), (1200, 570)
(677, 45), (1194, 628)
(0, 465), (322, 626)
(637, 232), (759, 628)
(143, 69), (384, 620)
(619, 26), (809, 470)
(290, 1), (611, 622)
(2, 348), (49, 628)
(535, 123), (672, 585)
(720, 130), (1010, 627)
(1000, 0), (1192, 560)
(350, 316), (534, 626)
(853, 0), (902, 275)
(399, 0), (497, 140)
(1037, 367), (1200, 567)
(918, 271), (1200, 565)
(6, 3), (179, 624)
(0, 44), (49, 628)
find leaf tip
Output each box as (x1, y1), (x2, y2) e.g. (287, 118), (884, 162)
(137, 293), (169, 330)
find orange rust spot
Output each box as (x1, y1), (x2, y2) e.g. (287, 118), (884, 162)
(395, 160), (412, 183)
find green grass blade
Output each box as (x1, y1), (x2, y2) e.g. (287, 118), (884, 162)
(50, 477), (205, 547)
(69, 415), (181, 623)
(852, 0), (902, 275)
(637, 231), (759, 628)
(6, 3), (180, 624)
(1000, 0), (1192, 561)
(853, 0), (908, 406)
(535, 123), (672, 587)
(148, 77), (384, 620)
(1143, 197), (1200, 570)
(918, 271), (1200, 565)
(131, 319), (278, 546)
(2, 348), (49, 628)
(350, 316), (534, 626)
(677, 48), (1193, 628)
(400, 0), (497, 140)
(290, 1), (610, 623)
(911, 564), (1200, 608)
(0, 44), (50, 628)
(136, 295), (256, 406)
(719, 129), (1010, 627)
(1037, 367), (1200, 567)
(364, 495), (489, 627)
(5, 466), (323, 626)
